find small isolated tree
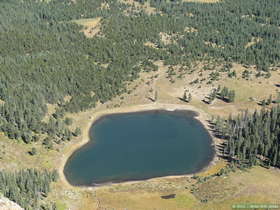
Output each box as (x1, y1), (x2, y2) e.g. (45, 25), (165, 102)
(22, 132), (32, 144)
(43, 137), (50, 145)
(217, 85), (221, 92)
(43, 137), (53, 149)
(64, 117), (73, 126)
(260, 99), (266, 106)
(242, 69), (250, 80)
(207, 89), (217, 104)
(73, 127), (81, 137)
(32, 135), (39, 142)
(228, 90), (235, 102)
(264, 72), (271, 79)
(29, 147), (37, 156)
(182, 90), (188, 102)
(220, 87), (228, 100)
(267, 95), (272, 105)
(154, 90), (158, 102)
(188, 93), (192, 102)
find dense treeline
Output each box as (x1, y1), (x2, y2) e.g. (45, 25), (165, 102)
(213, 106), (280, 168)
(0, 0), (279, 142)
(0, 169), (58, 210)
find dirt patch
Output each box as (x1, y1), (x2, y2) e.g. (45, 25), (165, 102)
(64, 95), (72, 103)
(183, 0), (220, 3)
(159, 32), (177, 45)
(184, 26), (198, 33)
(100, 2), (110, 10)
(245, 37), (262, 48)
(185, 12), (195, 17)
(205, 41), (224, 49)
(144, 41), (158, 49)
(42, 103), (58, 123)
(0, 99), (4, 105)
(119, 0), (157, 15)
(73, 17), (102, 38)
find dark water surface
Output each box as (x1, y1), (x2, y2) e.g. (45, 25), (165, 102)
(64, 110), (215, 186)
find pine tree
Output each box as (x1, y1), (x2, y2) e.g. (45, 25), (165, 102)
(217, 85), (221, 93)
(208, 89), (217, 104)
(182, 90), (188, 102)
(220, 87), (228, 100)
(272, 149), (278, 166)
(29, 147), (37, 156)
(228, 90), (235, 102)
(261, 99), (266, 106)
(267, 95), (272, 105)
(188, 93), (192, 102)
(73, 128), (81, 137)
(276, 92), (280, 104)
(154, 90), (158, 102)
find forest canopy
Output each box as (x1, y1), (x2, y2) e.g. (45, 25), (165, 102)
(0, 0), (279, 142)
(0, 0), (279, 208)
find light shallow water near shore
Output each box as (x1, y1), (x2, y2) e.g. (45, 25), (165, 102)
(64, 109), (215, 186)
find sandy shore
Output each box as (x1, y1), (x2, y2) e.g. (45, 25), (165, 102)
(58, 102), (220, 189)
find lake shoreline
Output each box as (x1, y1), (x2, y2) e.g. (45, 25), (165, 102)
(58, 103), (220, 189)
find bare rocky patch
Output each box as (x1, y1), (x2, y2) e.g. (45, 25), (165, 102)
(0, 196), (23, 210)
(73, 17), (102, 38)
(144, 41), (158, 49)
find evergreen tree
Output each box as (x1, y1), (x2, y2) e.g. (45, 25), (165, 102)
(154, 90), (158, 102)
(188, 93), (192, 102)
(182, 90), (188, 102)
(73, 128), (82, 137)
(213, 106), (280, 168)
(0, 169), (58, 209)
(64, 118), (73, 126)
(276, 92), (280, 104)
(29, 147), (37, 156)
(267, 95), (272, 105)
(228, 90), (235, 102)
(261, 99), (266, 106)
(220, 87), (229, 100)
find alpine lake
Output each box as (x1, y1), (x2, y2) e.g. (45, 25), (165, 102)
(64, 110), (215, 186)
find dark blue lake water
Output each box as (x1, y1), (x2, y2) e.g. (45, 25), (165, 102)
(64, 110), (215, 186)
